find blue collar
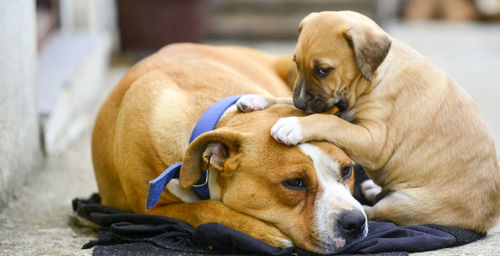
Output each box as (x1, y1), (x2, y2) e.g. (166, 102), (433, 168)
(146, 95), (243, 209)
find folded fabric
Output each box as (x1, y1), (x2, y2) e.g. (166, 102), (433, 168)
(73, 191), (483, 256)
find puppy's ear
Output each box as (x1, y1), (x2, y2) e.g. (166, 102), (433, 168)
(343, 25), (391, 81)
(180, 128), (244, 189)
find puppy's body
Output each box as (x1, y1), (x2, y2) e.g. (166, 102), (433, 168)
(92, 43), (367, 253)
(265, 11), (500, 233)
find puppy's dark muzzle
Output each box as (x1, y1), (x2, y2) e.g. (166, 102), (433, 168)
(293, 82), (336, 113)
(294, 97), (330, 113)
(293, 96), (307, 111)
(334, 98), (348, 113)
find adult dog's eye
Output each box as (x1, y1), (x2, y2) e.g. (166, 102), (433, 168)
(315, 66), (333, 78)
(341, 165), (353, 180)
(282, 178), (307, 190)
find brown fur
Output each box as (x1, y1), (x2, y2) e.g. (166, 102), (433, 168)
(276, 11), (500, 233)
(91, 43), (358, 252)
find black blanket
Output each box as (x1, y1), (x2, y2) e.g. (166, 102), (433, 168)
(74, 166), (484, 255)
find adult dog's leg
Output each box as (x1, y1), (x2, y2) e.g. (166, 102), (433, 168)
(148, 200), (293, 248)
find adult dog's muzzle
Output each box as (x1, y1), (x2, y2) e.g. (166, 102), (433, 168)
(336, 209), (367, 241)
(325, 209), (368, 253)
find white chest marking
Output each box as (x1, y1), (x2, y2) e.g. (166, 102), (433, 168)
(166, 178), (199, 203)
(208, 169), (221, 200)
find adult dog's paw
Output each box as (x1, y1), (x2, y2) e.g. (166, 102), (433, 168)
(271, 117), (303, 146)
(236, 94), (268, 112)
(268, 236), (294, 249)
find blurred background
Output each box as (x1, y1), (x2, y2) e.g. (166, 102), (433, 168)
(29, 0), (500, 154)
(1, 0), (500, 254)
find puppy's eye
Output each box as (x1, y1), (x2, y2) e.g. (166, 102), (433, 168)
(315, 66), (333, 78)
(282, 178), (307, 190)
(340, 165), (353, 180)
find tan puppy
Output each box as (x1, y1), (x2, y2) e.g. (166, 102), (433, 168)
(91, 43), (368, 253)
(242, 11), (500, 233)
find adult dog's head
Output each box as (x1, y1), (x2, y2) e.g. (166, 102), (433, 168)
(293, 11), (392, 114)
(179, 105), (368, 253)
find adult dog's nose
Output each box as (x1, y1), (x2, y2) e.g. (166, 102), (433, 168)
(337, 210), (366, 237)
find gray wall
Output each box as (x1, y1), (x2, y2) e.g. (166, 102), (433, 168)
(0, 0), (43, 209)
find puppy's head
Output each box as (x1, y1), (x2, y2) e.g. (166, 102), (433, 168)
(293, 11), (391, 114)
(180, 106), (367, 253)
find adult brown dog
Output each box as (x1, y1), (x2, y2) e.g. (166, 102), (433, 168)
(91, 43), (368, 253)
(242, 11), (500, 233)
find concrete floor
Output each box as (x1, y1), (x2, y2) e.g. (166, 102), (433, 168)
(0, 129), (97, 256)
(1, 22), (500, 255)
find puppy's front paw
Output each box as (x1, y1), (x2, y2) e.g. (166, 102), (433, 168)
(236, 94), (268, 113)
(271, 117), (303, 146)
(361, 179), (382, 203)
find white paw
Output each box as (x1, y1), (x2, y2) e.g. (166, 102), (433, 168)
(275, 237), (294, 248)
(361, 179), (382, 203)
(236, 94), (268, 113)
(270, 117), (303, 146)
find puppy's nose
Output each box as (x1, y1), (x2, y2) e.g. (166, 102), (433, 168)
(294, 98), (307, 111)
(293, 83), (312, 111)
(337, 210), (366, 237)
(334, 98), (348, 113)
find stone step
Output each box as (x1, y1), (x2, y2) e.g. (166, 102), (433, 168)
(208, 0), (375, 15)
(205, 0), (376, 39)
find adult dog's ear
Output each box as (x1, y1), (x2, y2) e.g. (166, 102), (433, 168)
(343, 25), (391, 81)
(180, 128), (244, 189)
